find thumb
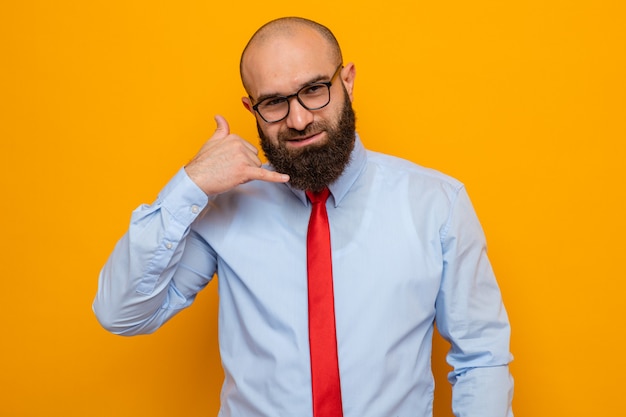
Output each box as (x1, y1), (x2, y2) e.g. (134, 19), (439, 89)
(213, 114), (230, 138)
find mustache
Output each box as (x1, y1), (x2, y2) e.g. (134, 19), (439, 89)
(277, 122), (328, 142)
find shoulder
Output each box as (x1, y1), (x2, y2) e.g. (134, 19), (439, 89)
(364, 150), (464, 196)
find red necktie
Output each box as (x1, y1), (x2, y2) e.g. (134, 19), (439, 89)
(306, 188), (343, 417)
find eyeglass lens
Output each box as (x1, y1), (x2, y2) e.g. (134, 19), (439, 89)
(256, 84), (331, 123)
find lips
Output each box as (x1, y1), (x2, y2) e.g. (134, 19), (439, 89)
(284, 131), (325, 147)
(290, 135), (314, 142)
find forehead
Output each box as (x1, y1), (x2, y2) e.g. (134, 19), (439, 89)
(242, 28), (337, 98)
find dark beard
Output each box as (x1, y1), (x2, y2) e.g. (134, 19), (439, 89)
(258, 89), (356, 192)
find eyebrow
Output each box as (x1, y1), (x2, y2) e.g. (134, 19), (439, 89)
(254, 73), (330, 103)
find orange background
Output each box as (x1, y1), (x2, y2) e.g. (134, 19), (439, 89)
(1, 1), (625, 416)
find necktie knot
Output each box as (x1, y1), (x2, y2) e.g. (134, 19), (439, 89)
(306, 188), (330, 205)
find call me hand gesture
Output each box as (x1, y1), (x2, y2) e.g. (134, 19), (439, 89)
(184, 115), (289, 195)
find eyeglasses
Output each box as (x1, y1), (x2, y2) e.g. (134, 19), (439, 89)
(251, 64), (343, 123)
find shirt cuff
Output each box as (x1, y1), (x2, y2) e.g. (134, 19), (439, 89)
(158, 167), (211, 225)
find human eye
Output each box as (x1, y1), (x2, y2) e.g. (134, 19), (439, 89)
(301, 83), (326, 96)
(261, 96), (287, 107)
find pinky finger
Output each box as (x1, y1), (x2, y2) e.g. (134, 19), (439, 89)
(250, 167), (290, 183)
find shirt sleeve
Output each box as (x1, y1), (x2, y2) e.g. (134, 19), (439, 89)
(435, 185), (514, 417)
(93, 167), (217, 335)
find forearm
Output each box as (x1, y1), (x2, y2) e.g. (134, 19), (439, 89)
(451, 365), (514, 417)
(93, 168), (212, 335)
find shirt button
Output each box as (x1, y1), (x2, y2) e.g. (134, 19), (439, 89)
(191, 205), (200, 214)
(165, 242), (173, 249)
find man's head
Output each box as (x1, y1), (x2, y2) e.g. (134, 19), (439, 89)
(240, 17), (357, 192)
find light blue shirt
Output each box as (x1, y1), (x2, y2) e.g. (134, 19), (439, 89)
(94, 134), (514, 417)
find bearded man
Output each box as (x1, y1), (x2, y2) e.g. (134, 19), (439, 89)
(94, 16), (514, 417)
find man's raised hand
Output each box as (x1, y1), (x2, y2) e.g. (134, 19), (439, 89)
(184, 115), (289, 195)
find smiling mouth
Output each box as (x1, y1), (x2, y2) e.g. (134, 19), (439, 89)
(290, 136), (314, 142)
(285, 131), (324, 144)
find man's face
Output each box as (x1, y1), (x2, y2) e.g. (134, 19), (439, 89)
(241, 28), (356, 191)
(257, 85), (356, 191)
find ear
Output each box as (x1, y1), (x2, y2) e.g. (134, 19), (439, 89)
(242, 96), (254, 114)
(340, 62), (356, 102)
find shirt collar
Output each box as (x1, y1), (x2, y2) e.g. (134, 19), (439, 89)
(287, 133), (367, 207)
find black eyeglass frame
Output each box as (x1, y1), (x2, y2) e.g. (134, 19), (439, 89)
(251, 64), (344, 123)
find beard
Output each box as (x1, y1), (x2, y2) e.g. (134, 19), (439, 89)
(258, 89), (356, 192)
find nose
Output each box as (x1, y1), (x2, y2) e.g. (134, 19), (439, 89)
(285, 97), (314, 131)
